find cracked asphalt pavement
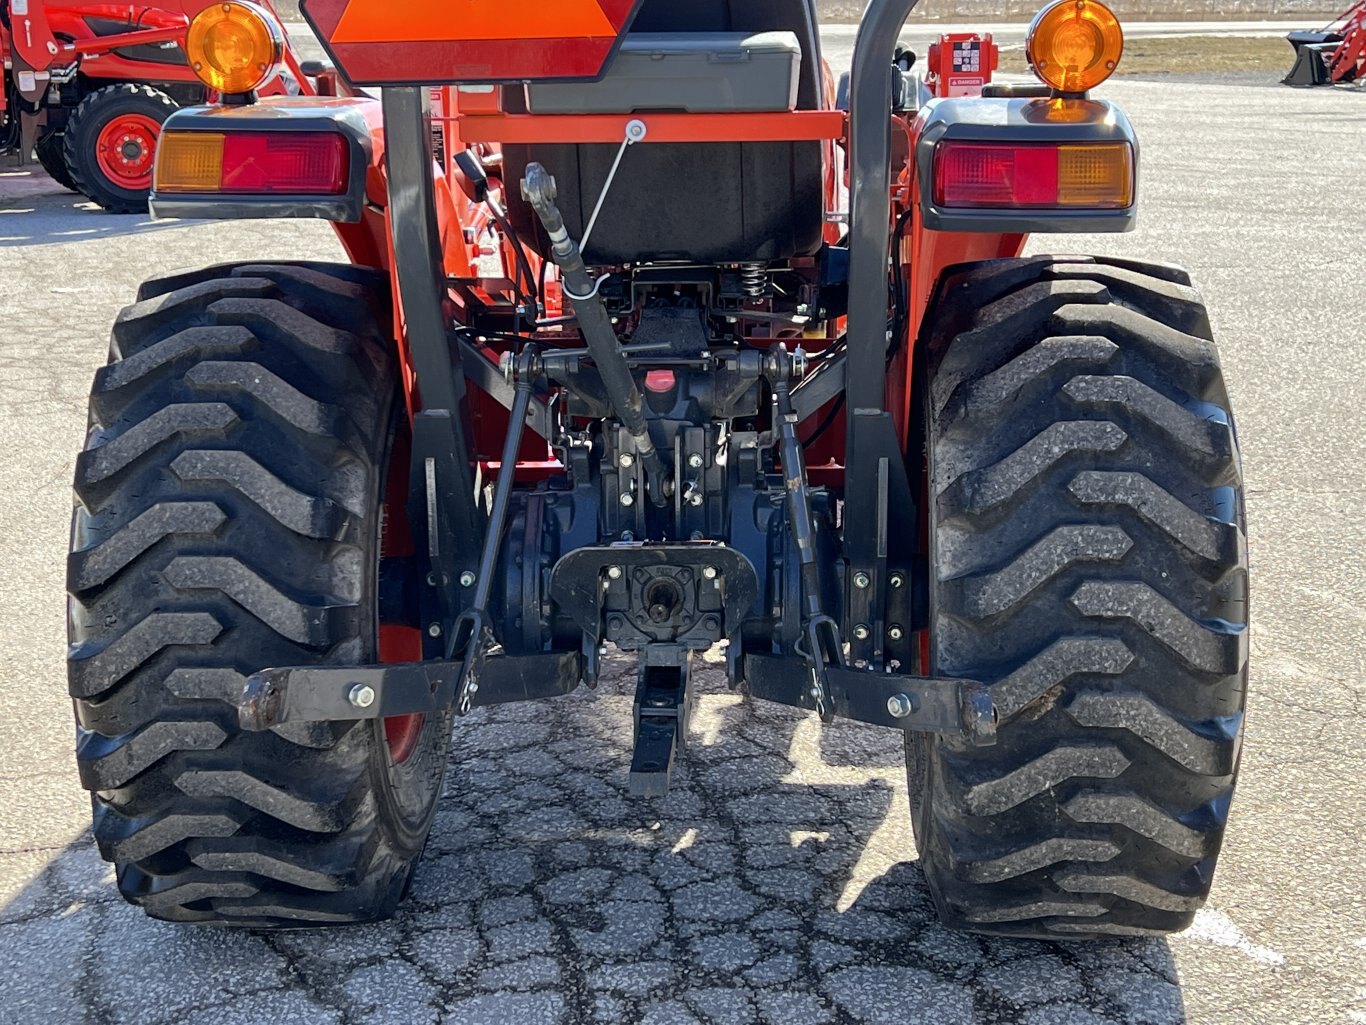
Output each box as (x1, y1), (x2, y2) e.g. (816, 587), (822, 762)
(2, 36), (1365, 1025)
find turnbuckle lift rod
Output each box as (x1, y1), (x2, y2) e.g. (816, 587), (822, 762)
(450, 345), (539, 714)
(768, 347), (843, 722)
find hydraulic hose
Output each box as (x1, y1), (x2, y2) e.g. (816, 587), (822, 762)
(521, 162), (669, 505)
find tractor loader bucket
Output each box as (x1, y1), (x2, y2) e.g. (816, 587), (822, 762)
(1285, 31), (1341, 84)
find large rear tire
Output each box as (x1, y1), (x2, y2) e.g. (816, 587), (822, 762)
(910, 256), (1248, 938)
(68, 263), (452, 926)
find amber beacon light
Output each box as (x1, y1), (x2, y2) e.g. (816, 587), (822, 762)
(185, 1), (286, 95)
(1026, 0), (1125, 94)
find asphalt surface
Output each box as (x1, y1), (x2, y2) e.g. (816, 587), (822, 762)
(1, 34), (1365, 1025)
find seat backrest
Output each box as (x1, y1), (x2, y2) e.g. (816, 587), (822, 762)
(631, 0), (823, 109)
(502, 0), (827, 267)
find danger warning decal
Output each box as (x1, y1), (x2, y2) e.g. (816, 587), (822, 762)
(302, 0), (643, 85)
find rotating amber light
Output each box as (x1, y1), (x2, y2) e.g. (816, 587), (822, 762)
(186, 2), (285, 95)
(1027, 0), (1124, 94)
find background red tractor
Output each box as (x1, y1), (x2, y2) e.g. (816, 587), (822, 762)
(66, 0), (1248, 940)
(1, 0), (310, 210)
(1285, 1), (1366, 85)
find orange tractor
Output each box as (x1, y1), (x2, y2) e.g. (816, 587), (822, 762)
(66, 0), (1248, 937)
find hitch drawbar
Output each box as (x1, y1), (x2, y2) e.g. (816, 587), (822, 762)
(237, 654), (996, 747)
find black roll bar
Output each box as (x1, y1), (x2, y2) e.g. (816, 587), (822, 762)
(845, 0), (921, 415)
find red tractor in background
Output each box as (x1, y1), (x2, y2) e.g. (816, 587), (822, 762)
(1, 0), (313, 211)
(1285, 1), (1366, 85)
(66, 0), (1249, 941)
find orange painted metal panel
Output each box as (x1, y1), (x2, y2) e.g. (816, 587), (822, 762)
(454, 111), (847, 145)
(334, 0), (617, 43)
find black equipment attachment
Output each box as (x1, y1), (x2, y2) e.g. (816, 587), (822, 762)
(1284, 30), (1342, 85)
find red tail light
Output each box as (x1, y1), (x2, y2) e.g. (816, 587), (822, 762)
(156, 131), (349, 195)
(221, 133), (348, 194)
(933, 141), (1133, 209)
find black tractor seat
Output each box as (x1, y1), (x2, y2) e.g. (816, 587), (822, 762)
(502, 0), (827, 266)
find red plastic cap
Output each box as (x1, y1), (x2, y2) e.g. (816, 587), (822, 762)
(644, 370), (677, 394)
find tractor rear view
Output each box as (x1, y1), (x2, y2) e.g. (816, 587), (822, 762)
(65, 0), (1248, 938)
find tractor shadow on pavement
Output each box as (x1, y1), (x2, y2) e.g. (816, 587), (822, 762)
(0, 655), (1188, 1024)
(0, 169), (186, 248)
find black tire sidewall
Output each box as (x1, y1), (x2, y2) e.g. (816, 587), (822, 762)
(35, 132), (78, 191)
(365, 411), (454, 855)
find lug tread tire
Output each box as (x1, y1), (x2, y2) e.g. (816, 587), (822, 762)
(69, 262), (450, 926)
(912, 255), (1248, 939)
(63, 83), (178, 214)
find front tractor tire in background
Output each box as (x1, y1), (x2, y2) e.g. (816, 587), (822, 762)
(68, 263), (453, 926)
(63, 84), (177, 214)
(35, 131), (79, 192)
(911, 256), (1248, 939)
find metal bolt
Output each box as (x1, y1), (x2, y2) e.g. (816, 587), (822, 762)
(621, 492), (635, 507)
(853, 572), (871, 590)
(689, 492), (704, 507)
(888, 625), (904, 641)
(349, 684), (376, 709)
(607, 565), (623, 580)
(702, 566), (718, 581)
(620, 452), (636, 468)
(704, 616), (720, 632)
(889, 573), (905, 589)
(427, 623), (442, 637)
(688, 453), (704, 469)
(459, 571), (476, 588)
(853, 624), (870, 640)
(887, 693), (915, 719)
(426, 572), (438, 587)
